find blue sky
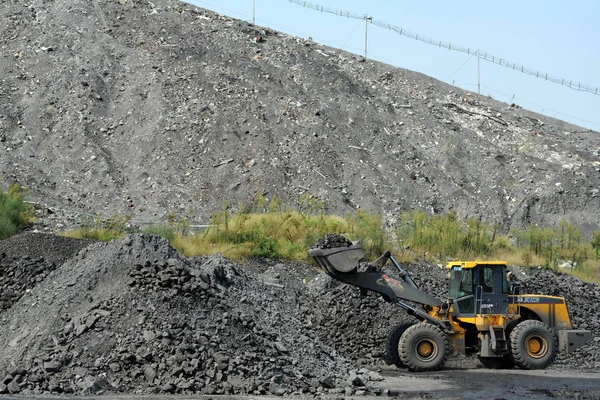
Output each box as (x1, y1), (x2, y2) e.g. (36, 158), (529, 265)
(186, 0), (600, 132)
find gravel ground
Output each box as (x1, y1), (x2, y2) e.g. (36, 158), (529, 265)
(0, 232), (597, 396)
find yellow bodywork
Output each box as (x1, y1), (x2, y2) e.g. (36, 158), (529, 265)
(508, 294), (573, 330)
(426, 261), (576, 354)
(446, 260), (508, 269)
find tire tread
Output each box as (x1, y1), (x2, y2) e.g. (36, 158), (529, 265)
(509, 320), (557, 370)
(399, 323), (450, 372)
(385, 321), (417, 368)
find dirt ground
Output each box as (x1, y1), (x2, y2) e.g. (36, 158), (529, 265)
(378, 366), (600, 399)
(2, 367), (599, 399)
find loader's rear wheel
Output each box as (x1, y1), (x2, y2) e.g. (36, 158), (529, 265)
(509, 320), (557, 370)
(386, 321), (417, 368)
(399, 323), (450, 372)
(478, 355), (514, 369)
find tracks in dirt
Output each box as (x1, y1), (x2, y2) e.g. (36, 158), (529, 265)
(2, 368), (598, 399)
(375, 366), (600, 399)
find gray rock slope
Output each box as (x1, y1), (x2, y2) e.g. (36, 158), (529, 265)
(1, 0), (599, 233)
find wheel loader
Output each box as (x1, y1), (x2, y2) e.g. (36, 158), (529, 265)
(308, 242), (592, 371)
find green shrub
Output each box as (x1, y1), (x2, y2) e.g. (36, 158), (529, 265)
(592, 231), (600, 261)
(56, 195), (600, 284)
(142, 224), (176, 242)
(172, 194), (371, 261)
(396, 211), (497, 261)
(346, 210), (386, 259)
(251, 236), (280, 259)
(0, 183), (35, 239)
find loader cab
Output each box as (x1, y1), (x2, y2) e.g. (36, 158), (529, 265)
(447, 261), (510, 318)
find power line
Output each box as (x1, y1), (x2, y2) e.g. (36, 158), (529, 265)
(287, 0), (600, 96)
(188, 0), (600, 130)
(254, 17), (364, 53)
(189, 0), (365, 53)
(444, 54), (475, 83)
(480, 86), (600, 130)
(342, 21), (362, 49)
(361, 44), (600, 129)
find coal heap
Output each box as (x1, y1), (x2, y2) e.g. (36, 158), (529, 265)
(0, 232), (598, 396)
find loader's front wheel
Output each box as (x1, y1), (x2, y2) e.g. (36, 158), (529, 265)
(510, 320), (557, 370)
(386, 321), (417, 368)
(399, 323), (450, 372)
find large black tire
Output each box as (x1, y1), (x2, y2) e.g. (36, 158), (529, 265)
(478, 355), (515, 369)
(509, 320), (557, 370)
(385, 321), (417, 368)
(399, 323), (450, 372)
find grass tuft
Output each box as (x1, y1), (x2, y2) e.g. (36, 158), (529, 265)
(0, 183), (35, 240)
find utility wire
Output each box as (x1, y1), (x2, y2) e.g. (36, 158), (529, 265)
(480, 85), (600, 129)
(342, 21), (362, 49)
(188, 0), (600, 130)
(287, 0), (600, 96)
(189, 0), (364, 53)
(444, 54), (475, 83)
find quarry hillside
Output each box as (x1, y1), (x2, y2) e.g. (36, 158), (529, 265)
(1, 0), (599, 234)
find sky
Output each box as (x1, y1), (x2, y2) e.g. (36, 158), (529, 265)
(185, 0), (600, 132)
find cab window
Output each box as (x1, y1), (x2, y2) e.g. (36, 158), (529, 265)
(479, 266), (494, 293)
(502, 266), (509, 293)
(449, 268), (473, 298)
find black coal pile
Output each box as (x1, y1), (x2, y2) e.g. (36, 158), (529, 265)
(0, 233), (380, 396)
(0, 232), (93, 266)
(0, 232), (598, 396)
(310, 234), (354, 250)
(0, 233), (93, 312)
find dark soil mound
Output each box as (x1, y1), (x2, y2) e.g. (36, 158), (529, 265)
(0, 233), (93, 312)
(0, 233), (597, 396)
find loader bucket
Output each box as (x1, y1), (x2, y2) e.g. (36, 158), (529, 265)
(309, 243), (443, 307)
(308, 243), (364, 274)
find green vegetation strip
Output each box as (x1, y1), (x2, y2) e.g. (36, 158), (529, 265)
(2, 186), (598, 283)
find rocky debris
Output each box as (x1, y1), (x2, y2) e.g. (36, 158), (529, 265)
(0, 232), (93, 266)
(0, 230), (598, 395)
(0, 233), (380, 396)
(0, 233), (93, 312)
(0, 0), (598, 236)
(0, 253), (56, 312)
(310, 233), (354, 249)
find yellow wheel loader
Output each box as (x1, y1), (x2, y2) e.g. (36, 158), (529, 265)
(308, 243), (591, 371)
